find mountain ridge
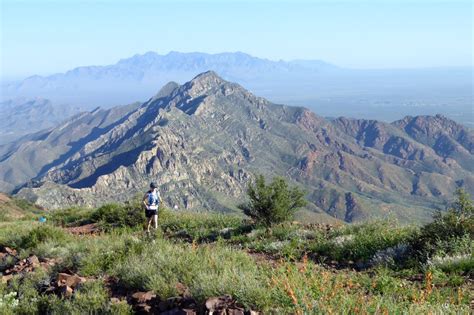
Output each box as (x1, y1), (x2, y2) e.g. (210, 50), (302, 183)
(2, 51), (472, 132)
(1, 72), (472, 224)
(2, 51), (336, 105)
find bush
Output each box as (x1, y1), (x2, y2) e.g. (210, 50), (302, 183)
(411, 188), (473, 261)
(91, 203), (145, 230)
(19, 225), (69, 249)
(48, 207), (93, 226)
(239, 175), (306, 227)
(159, 208), (246, 242)
(309, 221), (413, 266)
(113, 239), (271, 309)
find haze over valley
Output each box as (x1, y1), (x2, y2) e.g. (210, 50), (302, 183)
(1, 51), (472, 145)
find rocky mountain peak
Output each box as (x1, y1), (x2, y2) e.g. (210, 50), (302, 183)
(189, 71), (225, 88)
(151, 81), (180, 100)
(5, 73), (472, 224)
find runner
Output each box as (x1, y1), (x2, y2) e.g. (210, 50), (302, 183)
(143, 182), (162, 233)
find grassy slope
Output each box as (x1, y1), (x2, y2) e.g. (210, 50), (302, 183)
(0, 203), (472, 314)
(0, 193), (44, 221)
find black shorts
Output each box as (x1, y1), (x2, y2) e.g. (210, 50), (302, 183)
(145, 209), (157, 218)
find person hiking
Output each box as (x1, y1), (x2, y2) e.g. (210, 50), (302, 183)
(143, 182), (163, 233)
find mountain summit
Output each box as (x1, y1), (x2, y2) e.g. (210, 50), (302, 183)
(1, 72), (472, 223)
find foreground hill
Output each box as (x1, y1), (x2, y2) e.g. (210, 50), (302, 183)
(0, 200), (471, 313)
(0, 192), (43, 220)
(0, 71), (472, 223)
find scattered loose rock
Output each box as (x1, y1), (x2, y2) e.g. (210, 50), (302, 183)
(204, 295), (246, 314)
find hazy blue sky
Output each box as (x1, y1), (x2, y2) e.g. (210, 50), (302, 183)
(1, 0), (472, 80)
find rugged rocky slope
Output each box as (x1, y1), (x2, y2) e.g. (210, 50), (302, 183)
(1, 72), (472, 223)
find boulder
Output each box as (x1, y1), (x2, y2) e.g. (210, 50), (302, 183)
(205, 295), (233, 311)
(131, 291), (156, 303)
(27, 255), (40, 267)
(57, 273), (86, 288)
(3, 247), (17, 256)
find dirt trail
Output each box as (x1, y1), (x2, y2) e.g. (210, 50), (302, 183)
(63, 223), (100, 235)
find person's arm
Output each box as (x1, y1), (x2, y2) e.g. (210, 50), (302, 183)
(142, 193), (149, 207)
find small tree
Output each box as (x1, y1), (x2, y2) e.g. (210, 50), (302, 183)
(239, 175), (307, 226)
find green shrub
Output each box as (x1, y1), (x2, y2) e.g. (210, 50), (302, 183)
(0, 291), (19, 314)
(113, 239), (271, 309)
(48, 207), (93, 227)
(39, 280), (110, 314)
(19, 225), (69, 249)
(309, 221), (414, 265)
(411, 188), (473, 261)
(239, 175), (306, 227)
(159, 208), (245, 242)
(91, 203), (145, 230)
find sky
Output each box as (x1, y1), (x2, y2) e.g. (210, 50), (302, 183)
(1, 0), (472, 80)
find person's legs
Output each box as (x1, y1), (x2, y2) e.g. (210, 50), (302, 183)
(144, 209), (149, 231)
(146, 214), (153, 233)
(153, 214), (158, 229)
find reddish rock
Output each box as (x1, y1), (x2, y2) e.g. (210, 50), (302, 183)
(131, 291), (156, 303)
(4, 247), (17, 256)
(27, 255), (40, 267)
(57, 273), (86, 288)
(137, 303), (152, 313)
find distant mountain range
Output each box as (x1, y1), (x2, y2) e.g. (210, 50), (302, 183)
(2, 51), (472, 123)
(1, 51), (336, 108)
(1, 72), (472, 224)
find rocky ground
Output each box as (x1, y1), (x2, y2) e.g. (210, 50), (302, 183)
(1, 245), (258, 315)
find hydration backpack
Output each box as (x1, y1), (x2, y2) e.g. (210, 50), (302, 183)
(148, 190), (159, 206)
